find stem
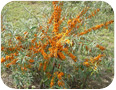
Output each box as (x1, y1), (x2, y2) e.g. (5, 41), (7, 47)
(51, 61), (57, 75)
(39, 79), (43, 88)
(83, 71), (91, 88)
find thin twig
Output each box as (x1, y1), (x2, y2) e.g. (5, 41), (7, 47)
(23, 6), (40, 24)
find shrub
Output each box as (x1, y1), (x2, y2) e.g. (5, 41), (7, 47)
(1, 1), (114, 89)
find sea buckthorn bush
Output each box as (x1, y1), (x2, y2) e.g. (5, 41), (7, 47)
(1, 1), (114, 89)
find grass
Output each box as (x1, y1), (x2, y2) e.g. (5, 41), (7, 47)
(2, 1), (52, 30)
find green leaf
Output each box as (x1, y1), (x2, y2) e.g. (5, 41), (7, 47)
(31, 26), (37, 30)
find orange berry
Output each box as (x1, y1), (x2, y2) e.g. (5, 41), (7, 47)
(1, 46), (4, 51)
(83, 62), (89, 67)
(34, 34), (37, 37)
(21, 67), (27, 71)
(58, 80), (64, 86)
(14, 53), (17, 56)
(50, 79), (54, 88)
(97, 8), (100, 12)
(24, 31), (28, 34)
(1, 57), (5, 63)
(67, 19), (72, 24)
(29, 59), (34, 63)
(6, 55), (10, 60)
(6, 63), (11, 68)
